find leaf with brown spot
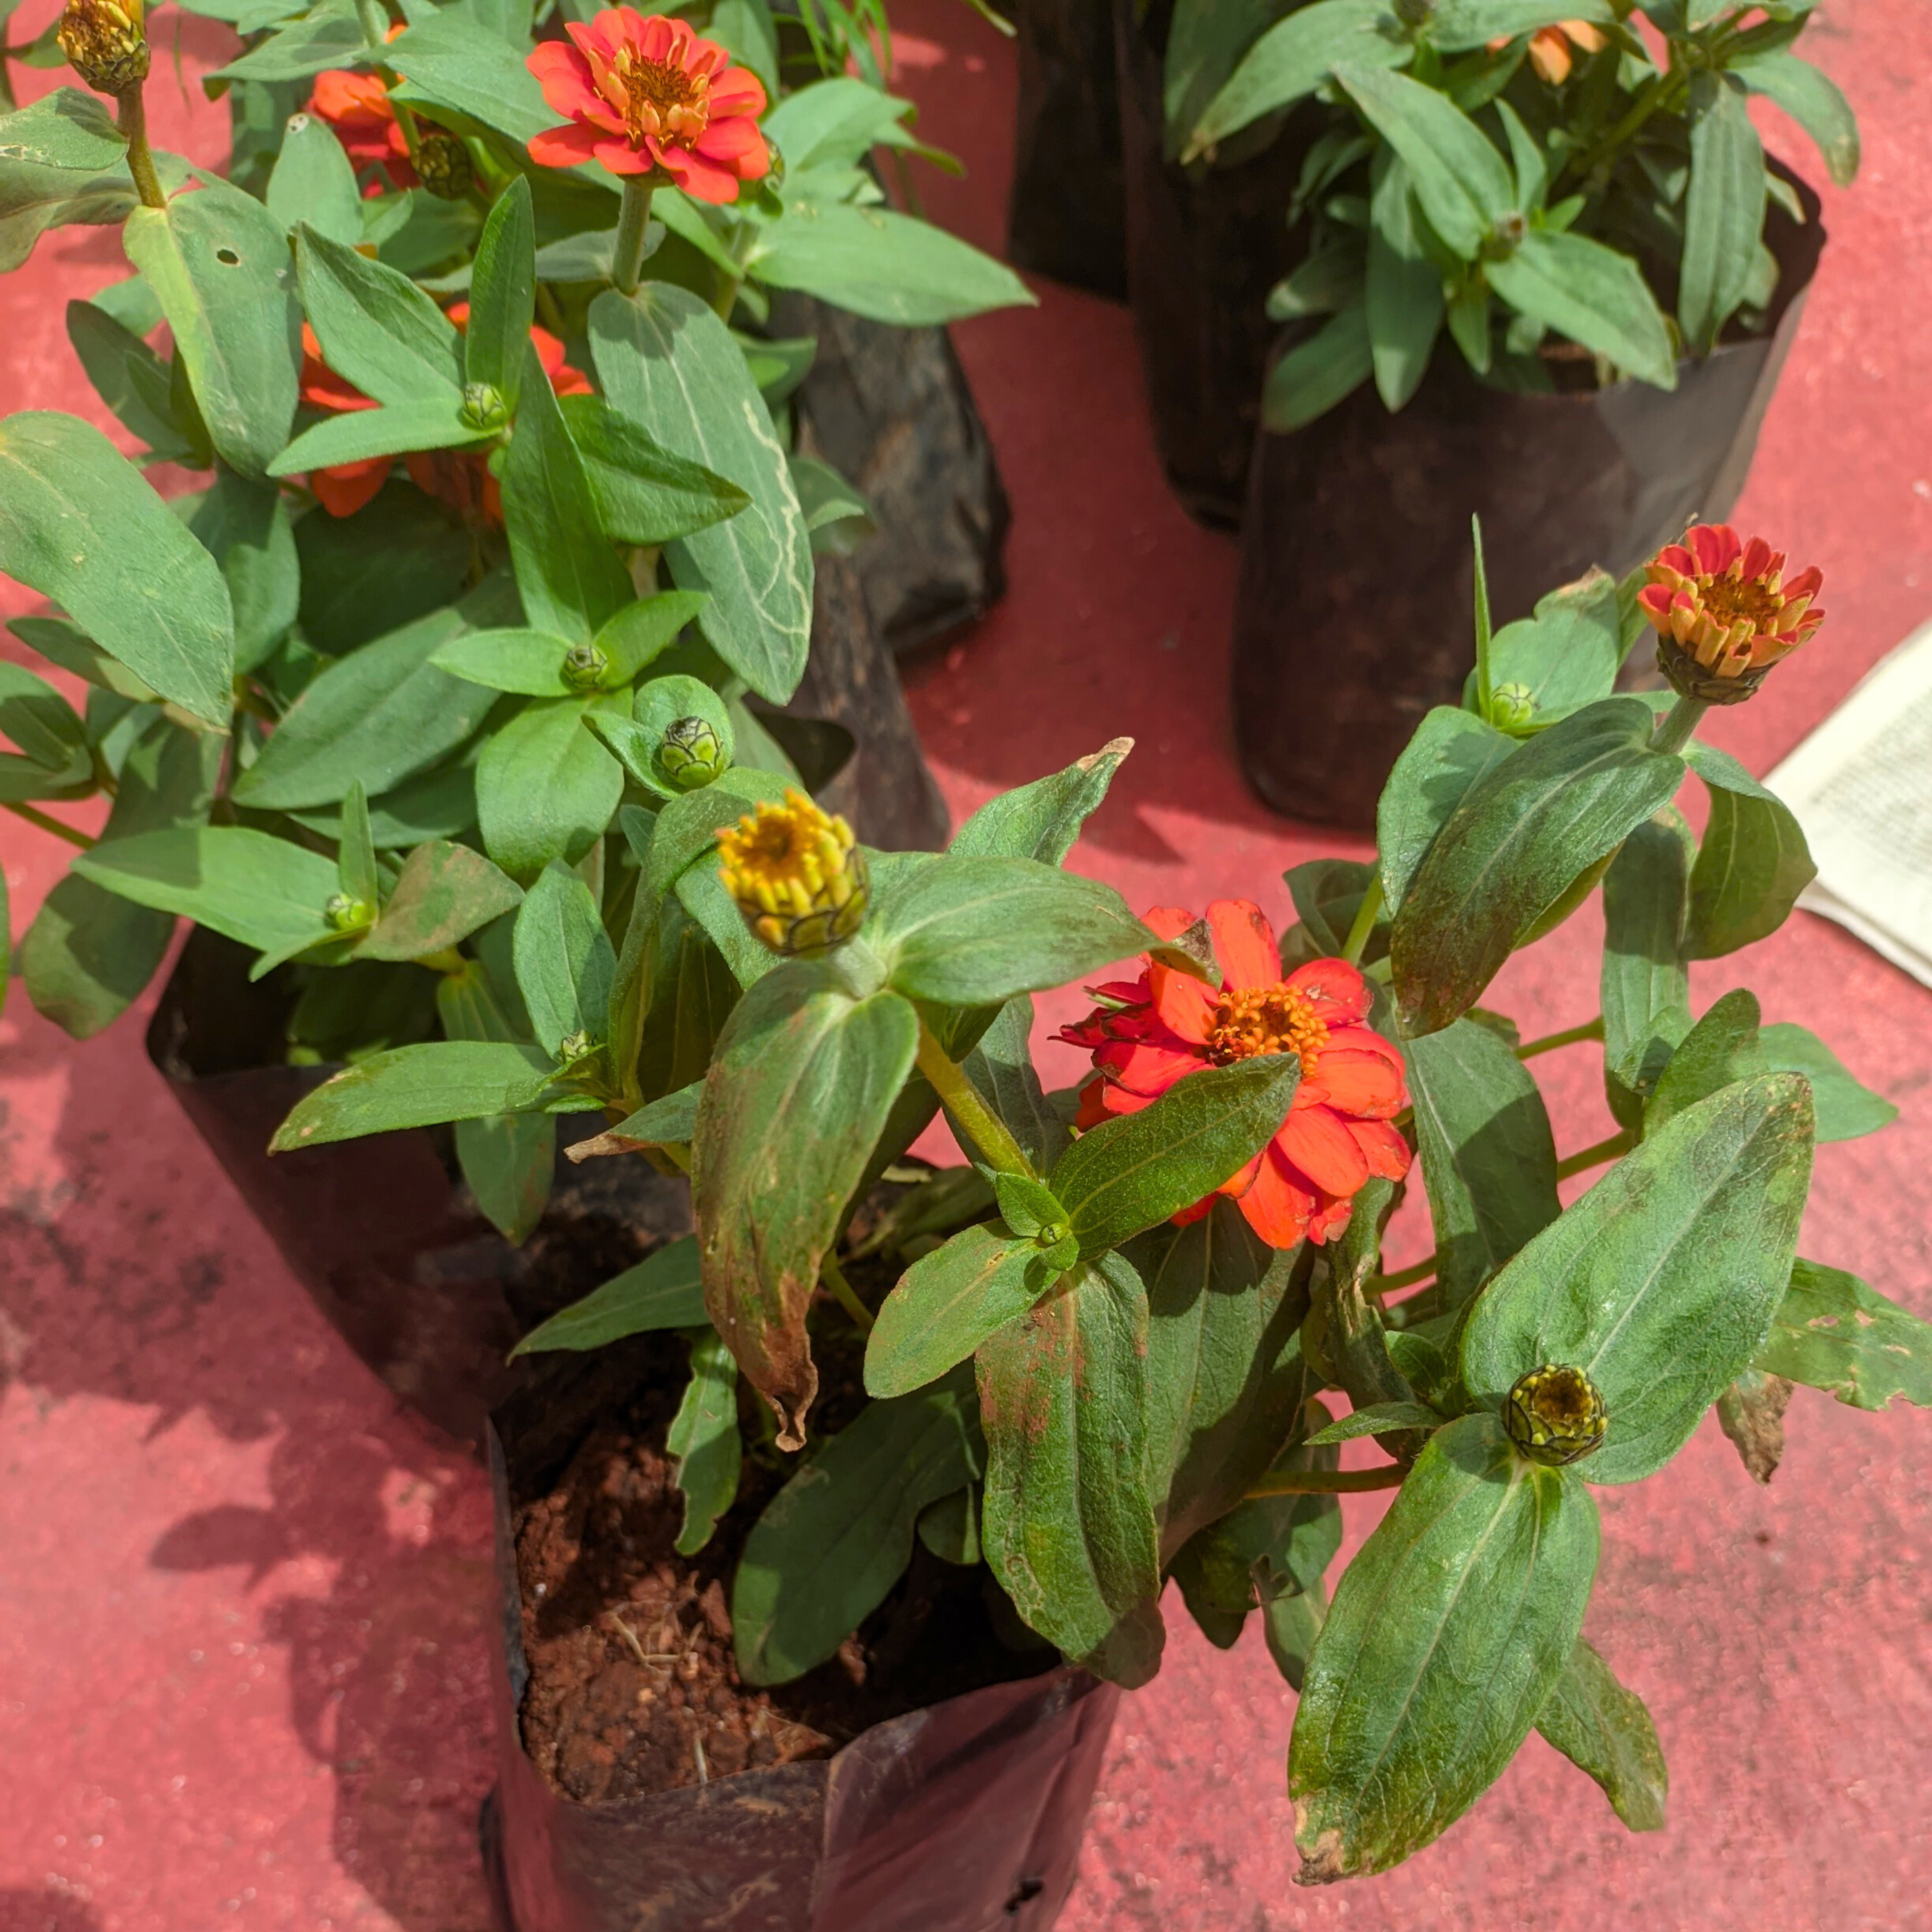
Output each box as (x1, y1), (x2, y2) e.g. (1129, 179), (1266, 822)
(1715, 1368), (1793, 1484)
(1754, 1259), (1932, 1413)
(692, 961), (918, 1448)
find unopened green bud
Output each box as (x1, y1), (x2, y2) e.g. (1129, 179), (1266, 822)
(415, 129), (474, 201)
(325, 892), (373, 932)
(58, 0), (148, 94)
(658, 713), (729, 791)
(1481, 211), (1528, 262)
(557, 1029), (596, 1065)
(560, 642), (609, 692)
(1492, 681), (1536, 728)
(460, 382), (509, 434)
(1504, 1364), (1606, 1467)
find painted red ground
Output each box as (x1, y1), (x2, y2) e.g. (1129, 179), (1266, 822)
(2, 4), (1928, 1927)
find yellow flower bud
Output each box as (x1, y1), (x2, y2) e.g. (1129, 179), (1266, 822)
(1503, 1363), (1607, 1467)
(715, 789), (868, 958)
(58, 0), (148, 95)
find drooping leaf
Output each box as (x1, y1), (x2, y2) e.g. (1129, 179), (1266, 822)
(669, 1330), (742, 1555)
(1190, 0), (1410, 154)
(512, 858), (617, 1057)
(1600, 811), (1695, 1123)
(1534, 1638), (1669, 1832)
(473, 693), (627, 882)
(1680, 72), (1767, 354)
(1289, 1414), (1599, 1881)
(269, 1038), (553, 1151)
(1682, 742), (1815, 958)
(1460, 1073), (1815, 1484)
(947, 737), (1133, 867)
(509, 1235), (708, 1354)
(1732, 49), (1859, 188)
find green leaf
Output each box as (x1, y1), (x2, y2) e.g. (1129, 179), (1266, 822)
(733, 1367), (982, 1684)
(1052, 1054), (1302, 1259)
(761, 74), (914, 171)
(474, 694), (626, 883)
(1682, 742), (1815, 958)
(1755, 1260), (1932, 1413)
(1732, 49), (1858, 188)
(0, 412), (234, 725)
(268, 398), (479, 475)
(959, 995), (1069, 1174)
(1680, 73), (1767, 353)
(1461, 1073), (1815, 1484)
(595, 590), (710, 687)
(949, 738), (1133, 866)
(566, 1082), (701, 1161)
(270, 1038), (554, 1150)
(1289, 1414), (1599, 1881)
(1646, 988), (1764, 1133)
(124, 179), (301, 481)
(295, 226), (465, 406)
(1366, 155), (1444, 411)
(501, 337), (633, 642)
(866, 1223), (1052, 1398)
(669, 1330), (742, 1555)
(590, 284), (812, 704)
(9, 617), (153, 705)
(1190, 0), (1410, 154)
(430, 626), (576, 697)
(1305, 1401), (1444, 1445)
(264, 108), (361, 247)
(748, 201), (1034, 327)
(437, 957), (554, 1244)
(1262, 302), (1374, 432)
(66, 299), (203, 464)
(188, 468), (299, 674)
(978, 1255), (1164, 1686)
(0, 88), (132, 275)
(1535, 1638), (1669, 1832)
(1425, 0), (1614, 51)
(1172, 1480), (1340, 1654)
(990, 1172), (1066, 1240)
(1392, 697), (1682, 1036)
(233, 597), (503, 809)
(1404, 1018), (1560, 1307)
(0, 661), (89, 794)
(513, 859), (617, 1057)
(464, 175), (533, 409)
(207, 11), (366, 81)
(21, 717), (223, 1038)
(693, 967), (920, 1447)
(1759, 1023), (1897, 1143)
(873, 855), (1156, 1009)
(1600, 810), (1695, 1117)
(1487, 228), (1678, 389)
(337, 780), (380, 910)
(1482, 566), (1625, 727)
(557, 393), (752, 546)
(509, 1235), (708, 1354)
(386, 12), (556, 148)
(1161, 0), (1281, 157)
(1334, 63), (1514, 258)
(1376, 706), (1515, 911)
(293, 479), (473, 657)
(358, 840), (521, 962)
(1135, 1203), (1317, 1558)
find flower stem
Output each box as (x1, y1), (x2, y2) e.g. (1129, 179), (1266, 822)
(915, 1023), (1038, 1181)
(1246, 1464), (1406, 1499)
(3, 800), (95, 850)
(820, 1255), (873, 1333)
(612, 179), (654, 297)
(1650, 694), (1708, 757)
(1555, 1128), (1635, 1181)
(1368, 1253), (1436, 1295)
(116, 84), (167, 211)
(1516, 1016), (1605, 1061)
(710, 271), (742, 321)
(1340, 875), (1385, 966)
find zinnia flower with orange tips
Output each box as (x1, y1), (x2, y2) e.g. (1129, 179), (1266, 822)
(1487, 18), (1605, 84)
(1638, 523), (1825, 702)
(298, 310), (592, 522)
(310, 53), (414, 192)
(526, 9), (769, 203)
(1059, 900), (1411, 1250)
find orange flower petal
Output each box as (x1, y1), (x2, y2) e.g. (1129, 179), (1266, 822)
(1348, 1117), (1413, 1182)
(528, 122), (605, 169)
(1206, 899), (1279, 993)
(1302, 1046), (1405, 1120)
(1150, 965), (1216, 1045)
(1236, 1144), (1315, 1249)
(1277, 1105), (1370, 1198)
(311, 458), (389, 518)
(1284, 957), (1370, 1024)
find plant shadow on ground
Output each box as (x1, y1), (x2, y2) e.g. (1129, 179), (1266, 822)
(0, 992), (500, 1932)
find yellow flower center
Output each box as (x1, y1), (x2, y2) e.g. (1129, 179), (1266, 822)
(715, 791), (867, 957)
(1207, 983), (1329, 1068)
(1697, 568), (1785, 631)
(613, 49), (710, 146)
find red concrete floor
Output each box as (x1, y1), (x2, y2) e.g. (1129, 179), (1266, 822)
(2, 2), (1929, 1926)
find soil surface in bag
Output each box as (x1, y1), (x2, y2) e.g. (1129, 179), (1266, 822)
(504, 1314), (1058, 1809)
(1007, 0), (1130, 300)
(1231, 174), (1827, 830)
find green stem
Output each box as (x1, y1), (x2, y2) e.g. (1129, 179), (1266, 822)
(1340, 875), (1385, 966)
(1650, 694), (1709, 758)
(1516, 1016), (1605, 1061)
(820, 1256), (874, 1333)
(915, 1024), (1038, 1180)
(414, 946), (467, 974)
(710, 271), (742, 321)
(1367, 1253), (1436, 1296)
(1246, 1464), (1406, 1499)
(116, 85), (167, 211)
(1555, 1128), (1635, 1181)
(3, 800), (94, 850)
(612, 179), (654, 298)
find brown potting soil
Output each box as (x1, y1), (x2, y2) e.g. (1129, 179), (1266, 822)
(511, 1282), (1052, 1807)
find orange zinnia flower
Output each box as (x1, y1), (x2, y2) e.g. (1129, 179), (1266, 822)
(1638, 523), (1824, 700)
(309, 64), (415, 192)
(1059, 900), (1411, 1250)
(298, 311), (592, 521)
(526, 8), (769, 203)
(1488, 18), (1605, 84)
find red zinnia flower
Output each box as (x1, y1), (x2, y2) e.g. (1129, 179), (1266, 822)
(309, 60), (415, 193)
(1059, 900), (1411, 1250)
(1638, 523), (1824, 698)
(298, 311), (592, 521)
(1488, 18), (1605, 84)
(526, 8), (769, 203)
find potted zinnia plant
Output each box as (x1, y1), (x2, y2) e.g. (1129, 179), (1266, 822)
(0, 0), (1032, 1440)
(256, 507), (1924, 1923)
(1170, 0), (1858, 825)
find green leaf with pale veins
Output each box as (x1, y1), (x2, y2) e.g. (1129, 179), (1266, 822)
(1289, 1414), (1600, 1882)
